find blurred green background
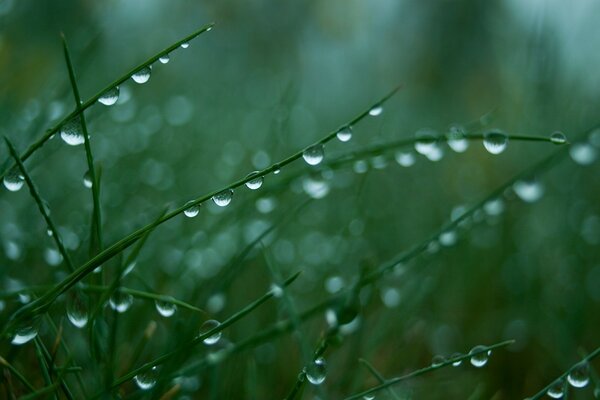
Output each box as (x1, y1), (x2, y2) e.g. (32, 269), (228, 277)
(1, 0), (599, 399)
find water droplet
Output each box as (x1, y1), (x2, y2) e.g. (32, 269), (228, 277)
(483, 198), (504, 216)
(180, 42), (190, 49)
(245, 172), (264, 190)
(60, 116), (84, 146)
(159, 54), (170, 64)
(306, 357), (327, 385)
(123, 261), (136, 276)
(302, 177), (330, 199)
(550, 131), (567, 145)
(353, 160), (368, 174)
(270, 284), (283, 298)
(450, 353), (463, 367)
(439, 230), (457, 246)
(302, 144), (325, 166)
(98, 86), (119, 106)
(109, 291), (133, 313)
(131, 65), (152, 84)
(394, 152), (415, 167)
(66, 294), (88, 328)
(83, 170), (92, 188)
(183, 201), (200, 218)
(200, 319), (222, 345)
(414, 129), (439, 155)
(469, 345), (489, 367)
(212, 189), (233, 207)
(368, 105), (383, 116)
(133, 366), (158, 390)
(547, 378), (565, 398)
(424, 146), (444, 162)
(363, 396), (375, 400)
(431, 355), (446, 367)
(567, 362), (590, 388)
(483, 129), (508, 155)
(513, 179), (544, 203)
(3, 168), (24, 192)
(11, 324), (38, 345)
(447, 125), (469, 153)
(570, 143), (598, 165)
(155, 299), (177, 317)
(336, 126), (353, 142)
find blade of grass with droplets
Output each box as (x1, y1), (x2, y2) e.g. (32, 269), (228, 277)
(343, 340), (514, 400)
(61, 33), (103, 256)
(3, 86), (401, 336)
(527, 346), (600, 400)
(86, 286), (205, 313)
(0, 22), (215, 182)
(35, 334), (76, 400)
(359, 358), (402, 400)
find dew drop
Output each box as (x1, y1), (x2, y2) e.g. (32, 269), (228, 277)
(414, 129), (439, 155)
(159, 54), (170, 64)
(245, 172), (264, 190)
(155, 299), (177, 318)
(394, 152), (415, 167)
(547, 378), (565, 398)
(469, 345), (489, 367)
(109, 291), (133, 313)
(83, 170), (92, 188)
(447, 125), (469, 153)
(200, 319), (222, 345)
(180, 42), (190, 49)
(567, 362), (590, 388)
(431, 355), (446, 367)
(131, 65), (152, 84)
(270, 284), (283, 298)
(183, 201), (200, 218)
(363, 396), (375, 400)
(302, 144), (325, 166)
(306, 357), (327, 385)
(513, 179), (544, 203)
(336, 126), (353, 142)
(439, 230), (457, 246)
(483, 198), (504, 216)
(450, 353), (463, 367)
(302, 176), (330, 199)
(66, 294), (88, 328)
(11, 325), (38, 345)
(368, 105), (383, 116)
(3, 168), (24, 192)
(483, 129), (508, 155)
(60, 116), (85, 146)
(570, 143), (598, 165)
(212, 189), (233, 207)
(133, 366), (158, 390)
(98, 86), (119, 106)
(550, 131), (567, 145)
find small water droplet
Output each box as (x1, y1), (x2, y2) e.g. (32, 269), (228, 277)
(245, 172), (264, 190)
(180, 42), (190, 49)
(550, 131), (567, 145)
(66, 294), (88, 328)
(306, 357), (327, 385)
(183, 201), (200, 218)
(469, 345), (489, 367)
(131, 65), (152, 84)
(123, 261), (136, 276)
(447, 125), (469, 153)
(483, 129), (508, 155)
(483, 198), (504, 216)
(567, 362), (589, 388)
(212, 189), (233, 207)
(155, 299), (177, 317)
(570, 143), (598, 165)
(98, 86), (119, 106)
(3, 168), (24, 192)
(83, 170), (92, 188)
(270, 284), (283, 298)
(302, 144), (325, 166)
(302, 177), (330, 199)
(200, 319), (222, 345)
(159, 54), (170, 64)
(133, 366), (159, 390)
(513, 179), (544, 203)
(368, 105), (383, 116)
(363, 396), (375, 400)
(11, 324), (38, 345)
(439, 230), (457, 246)
(431, 355), (446, 367)
(547, 378), (565, 398)
(394, 152), (415, 167)
(60, 116), (85, 146)
(353, 160), (368, 174)
(336, 126), (353, 142)
(109, 291), (133, 313)
(414, 129), (439, 155)
(450, 353), (463, 367)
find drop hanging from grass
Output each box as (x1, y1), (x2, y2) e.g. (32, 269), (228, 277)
(368, 105), (383, 116)
(133, 366), (159, 390)
(550, 131), (567, 145)
(180, 41), (190, 49)
(245, 171), (264, 190)
(394, 151), (415, 167)
(212, 189), (233, 207)
(306, 357), (327, 385)
(98, 86), (119, 106)
(155, 299), (177, 317)
(446, 125), (469, 153)
(414, 129), (438, 156)
(183, 201), (200, 218)
(513, 179), (544, 203)
(109, 291), (133, 313)
(66, 294), (89, 328)
(60, 116), (85, 146)
(302, 144), (324, 166)
(199, 319), (222, 345)
(336, 125), (353, 142)
(131, 65), (152, 84)
(547, 378), (565, 398)
(159, 54), (170, 64)
(3, 168), (24, 192)
(11, 324), (38, 346)
(567, 362), (590, 388)
(483, 129), (508, 154)
(469, 345), (490, 367)
(83, 170), (92, 188)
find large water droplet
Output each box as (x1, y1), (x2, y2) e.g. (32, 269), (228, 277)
(159, 54), (170, 64)
(567, 362), (589, 388)
(513, 179), (544, 203)
(98, 86), (119, 106)
(569, 143), (598, 165)
(133, 366), (158, 390)
(550, 131), (567, 145)
(83, 170), (92, 188)
(200, 319), (222, 345)
(547, 378), (565, 398)
(414, 129), (439, 155)
(155, 299), (177, 318)
(183, 201), (200, 218)
(60, 116), (85, 146)
(66, 294), (89, 328)
(3, 168), (24, 192)
(11, 324), (38, 345)
(368, 105), (383, 116)
(212, 189), (233, 207)
(394, 152), (415, 167)
(306, 357), (327, 385)
(109, 291), (133, 313)
(131, 66), (152, 84)
(302, 144), (325, 166)
(245, 172), (264, 190)
(469, 345), (489, 367)
(447, 125), (469, 153)
(483, 129), (508, 154)
(336, 126), (353, 142)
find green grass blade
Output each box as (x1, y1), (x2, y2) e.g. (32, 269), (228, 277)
(0, 355), (36, 393)
(358, 358), (402, 400)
